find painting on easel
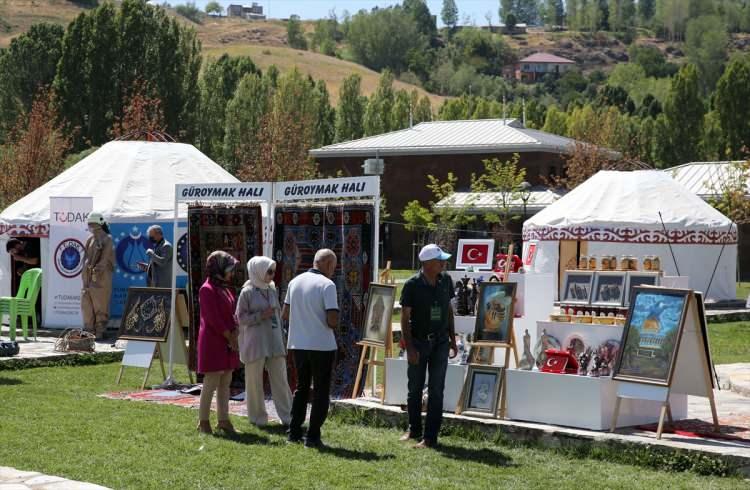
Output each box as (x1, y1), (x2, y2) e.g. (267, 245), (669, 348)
(613, 287), (691, 386)
(360, 284), (396, 346)
(117, 288), (174, 342)
(473, 282), (517, 345)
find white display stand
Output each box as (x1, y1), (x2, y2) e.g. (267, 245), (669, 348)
(506, 369), (688, 430)
(537, 320), (624, 351)
(384, 358), (467, 412)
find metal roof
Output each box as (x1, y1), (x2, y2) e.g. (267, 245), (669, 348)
(435, 187), (565, 214)
(310, 119), (577, 158)
(667, 162), (750, 198)
(519, 52), (575, 64)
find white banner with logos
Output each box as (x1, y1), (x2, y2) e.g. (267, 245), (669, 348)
(46, 197), (92, 327)
(273, 176), (380, 202)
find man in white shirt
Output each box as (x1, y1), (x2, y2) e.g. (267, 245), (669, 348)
(282, 248), (339, 448)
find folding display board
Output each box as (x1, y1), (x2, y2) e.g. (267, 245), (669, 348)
(610, 289), (718, 438)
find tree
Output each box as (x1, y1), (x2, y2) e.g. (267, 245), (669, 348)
(311, 16), (340, 56)
(204, 1), (222, 15)
(0, 89), (71, 209)
(311, 79), (335, 147)
(363, 70), (395, 135)
(657, 0), (689, 41)
(198, 55), (259, 162)
(415, 95), (433, 123)
(175, 2), (202, 24)
(223, 73), (272, 175)
(391, 90), (411, 130)
(441, 0), (459, 29)
(628, 44), (676, 78)
(542, 0), (565, 26)
(707, 161), (750, 224)
(715, 57), (750, 159)
(109, 80), (165, 139)
(402, 200), (434, 248)
(403, 0), (437, 40)
(542, 105), (569, 135)
(609, 0), (636, 31)
(663, 63), (704, 165)
(335, 74), (366, 142)
(469, 154), (528, 242)
(346, 7), (425, 73)
(516, 0), (541, 24)
(0, 23), (65, 138)
(424, 172), (476, 250)
(685, 15), (728, 93)
(639, 0), (656, 24)
(287, 15), (308, 50)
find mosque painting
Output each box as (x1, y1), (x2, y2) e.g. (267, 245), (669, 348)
(614, 289), (690, 384)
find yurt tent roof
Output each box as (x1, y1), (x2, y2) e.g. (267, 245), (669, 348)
(0, 141), (238, 227)
(523, 170), (735, 242)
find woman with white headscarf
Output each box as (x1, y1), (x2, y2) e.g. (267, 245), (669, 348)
(236, 256), (292, 427)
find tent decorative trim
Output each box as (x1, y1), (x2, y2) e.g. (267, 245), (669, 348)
(523, 226), (738, 245)
(0, 223), (49, 238)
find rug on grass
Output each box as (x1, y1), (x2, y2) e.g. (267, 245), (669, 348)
(637, 417), (750, 442)
(273, 204), (375, 399)
(187, 204), (263, 371)
(100, 390), (283, 422)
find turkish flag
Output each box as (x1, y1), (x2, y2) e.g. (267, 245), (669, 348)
(461, 243), (490, 265)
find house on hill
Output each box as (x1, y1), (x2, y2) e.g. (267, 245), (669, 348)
(506, 52), (576, 82)
(227, 3), (266, 20)
(310, 119), (580, 267)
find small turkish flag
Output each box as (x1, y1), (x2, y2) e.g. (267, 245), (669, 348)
(461, 244), (489, 264)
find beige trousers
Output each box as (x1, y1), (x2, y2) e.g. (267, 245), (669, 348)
(244, 356), (292, 426)
(199, 370), (233, 422)
(81, 284), (112, 335)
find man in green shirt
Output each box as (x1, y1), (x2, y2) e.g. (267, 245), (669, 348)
(399, 244), (458, 448)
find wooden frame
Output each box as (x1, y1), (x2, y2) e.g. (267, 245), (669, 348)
(472, 282), (517, 346)
(456, 239), (495, 270)
(624, 272), (661, 307)
(359, 284), (396, 347)
(612, 287), (691, 387)
(560, 271), (595, 305)
(591, 271), (627, 307)
(456, 365), (504, 418)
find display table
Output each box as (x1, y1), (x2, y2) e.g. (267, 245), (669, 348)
(384, 358), (467, 411)
(506, 369), (688, 430)
(537, 320), (623, 350)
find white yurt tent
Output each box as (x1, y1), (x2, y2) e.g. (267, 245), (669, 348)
(0, 140), (240, 326)
(522, 170), (737, 302)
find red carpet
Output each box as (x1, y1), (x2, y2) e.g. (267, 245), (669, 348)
(637, 417), (750, 442)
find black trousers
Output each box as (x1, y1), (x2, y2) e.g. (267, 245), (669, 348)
(289, 349), (336, 441)
(407, 337), (449, 443)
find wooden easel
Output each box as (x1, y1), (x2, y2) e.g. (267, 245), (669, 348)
(352, 337), (393, 402)
(456, 244), (519, 418)
(610, 291), (719, 439)
(379, 260), (395, 284)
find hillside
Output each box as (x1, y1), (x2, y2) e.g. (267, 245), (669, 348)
(0, 0), (82, 47)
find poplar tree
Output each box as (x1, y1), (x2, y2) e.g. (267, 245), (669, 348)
(335, 74), (366, 142)
(715, 58), (750, 159)
(663, 64), (704, 165)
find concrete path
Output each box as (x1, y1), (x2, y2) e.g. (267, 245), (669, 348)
(0, 335), (123, 366)
(717, 363), (750, 398)
(0, 467), (109, 489)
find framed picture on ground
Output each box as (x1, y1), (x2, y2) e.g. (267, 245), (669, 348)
(612, 287), (691, 386)
(360, 284), (396, 346)
(456, 239), (495, 270)
(459, 365), (504, 418)
(561, 271), (594, 305)
(117, 287), (174, 342)
(473, 282), (516, 346)
(624, 272), (661, 307)
(592, 271), (627, 307)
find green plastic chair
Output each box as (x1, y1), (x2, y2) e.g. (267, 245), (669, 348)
(0, 268), (42, 341)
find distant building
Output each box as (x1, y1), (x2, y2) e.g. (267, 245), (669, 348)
(507, 52), (575, 82)
(227, 3), (266, 20)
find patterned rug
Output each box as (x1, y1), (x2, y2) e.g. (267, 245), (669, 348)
(187, 204), (263, 371)
(637, 417), (750, 442)
(273, 204), (375, 398)
(100, 389), (287, 422)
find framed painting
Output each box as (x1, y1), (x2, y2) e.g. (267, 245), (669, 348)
(624, 272), (661, 307)
(473, 282), (516, 346)
(613, 287), (692, 386)
(460, 365), (504, 418)
(591, 271), (627, 307)
(561, 271), (594, 305)
(360, 284), (396, 346)
(456, 239), (495, 270)
(117, 287), (176, 342)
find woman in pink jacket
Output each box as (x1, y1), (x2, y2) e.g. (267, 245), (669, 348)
(197, 251), (240, 435)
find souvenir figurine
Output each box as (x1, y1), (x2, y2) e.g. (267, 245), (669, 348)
(577, 347), (593, 375)
(518, 329), (535, 370)
(455, 280), (469, 316)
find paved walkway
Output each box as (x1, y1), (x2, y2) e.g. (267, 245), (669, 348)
(0, 467), (109, 489)
(717, 363), (750, 398)
(0, 335), (123, 366)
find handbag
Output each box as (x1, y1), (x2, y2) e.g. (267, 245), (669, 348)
(54, 328), (96, 353)
(0, 341), (20, 357)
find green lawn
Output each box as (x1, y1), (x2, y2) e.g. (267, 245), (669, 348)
(708, 322), (750, 365)
(0, 363), (743, 488)
(738, 282), (750, 301)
